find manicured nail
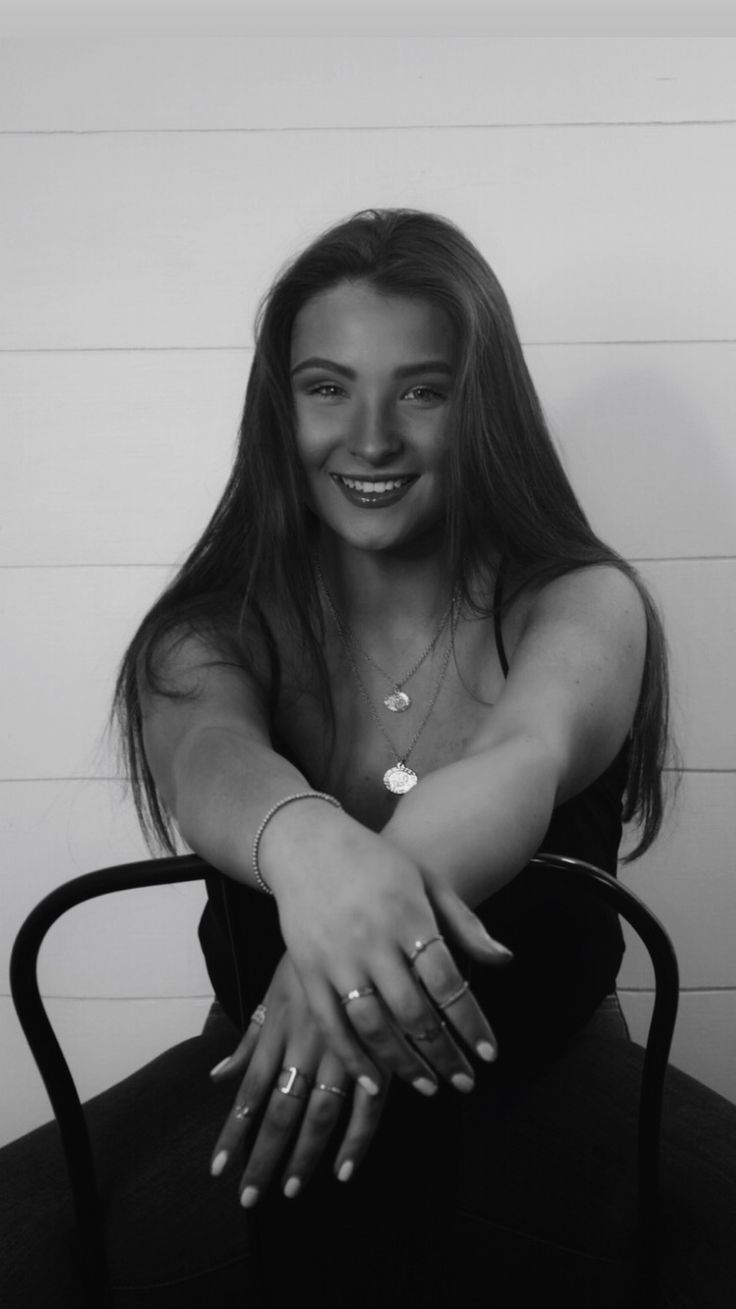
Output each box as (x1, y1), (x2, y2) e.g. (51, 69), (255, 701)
(210, 1150), (228, 1176)
(483, 933), (513, 957)
(358, 1075), (380, 1097)
(413, 1077), (438, 1097)
(209, 1056), (231, 1077)
(240, 1186), (259, 1208)
(284, 1176), (301, 1199)
(451, 1072), (475, 1093)
(337, 1160), (354, 1183)
(476, 1040), (497, 1063)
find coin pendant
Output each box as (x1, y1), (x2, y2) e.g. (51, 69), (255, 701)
(383, 763), (418, 794)
(384, 689), (411, 713)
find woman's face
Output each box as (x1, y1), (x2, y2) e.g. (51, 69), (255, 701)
(290, 280), (456, 556)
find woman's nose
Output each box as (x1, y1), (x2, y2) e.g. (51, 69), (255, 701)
(348, 402), (402, 464)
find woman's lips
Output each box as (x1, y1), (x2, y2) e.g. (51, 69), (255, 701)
(330, 473), (418, 509)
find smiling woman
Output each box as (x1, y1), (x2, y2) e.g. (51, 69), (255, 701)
(109, 211), (672, 1298)
(10, 208), (736, 1307)
(289, 282), (455, 551)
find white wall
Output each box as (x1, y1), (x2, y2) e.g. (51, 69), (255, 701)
(2, 36), (736, 1146)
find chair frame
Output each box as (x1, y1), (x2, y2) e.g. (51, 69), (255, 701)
(10, 851), (679, 1306)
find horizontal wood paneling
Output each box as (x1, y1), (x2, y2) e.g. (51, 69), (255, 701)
(619, 772), (736, 989)
(2, 125), (736, 350)
(4, 558), (734, 778)
(0, 349), (245, 567)
(638, 559), (736, 772)
(529, 343), (736, 560)
(3, 38), (736, 131)
(620, 988), (736, 1105)
(0, 993), (212, 1148)
(0, 779), (210, 999)
(3, 343), (735, 567)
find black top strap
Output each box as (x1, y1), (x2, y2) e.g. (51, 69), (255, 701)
(493, 557), (509, 677)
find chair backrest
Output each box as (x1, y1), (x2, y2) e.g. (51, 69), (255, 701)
(10, 852), (679, 1307)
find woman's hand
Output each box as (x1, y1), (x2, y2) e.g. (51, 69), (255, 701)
(209, 952), (389, 1207)
(261, 804), (512, 1100)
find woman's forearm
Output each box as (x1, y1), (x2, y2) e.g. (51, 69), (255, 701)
(169, 724), (316, 888)
(380, 736), (559, 909)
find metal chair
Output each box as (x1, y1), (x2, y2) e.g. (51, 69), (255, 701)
(10, 852), (678, 1307)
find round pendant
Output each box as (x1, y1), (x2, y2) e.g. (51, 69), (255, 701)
(383, 763), (418, 794)
(384, 689), (411, 713)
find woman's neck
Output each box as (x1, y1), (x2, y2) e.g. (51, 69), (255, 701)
(315, 532), (455, 634)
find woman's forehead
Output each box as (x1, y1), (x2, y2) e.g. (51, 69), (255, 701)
(290, 281), (455, 364)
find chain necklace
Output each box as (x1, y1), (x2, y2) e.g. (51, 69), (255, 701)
(316, 564), (458, 794)
(317, 564), (454, 713)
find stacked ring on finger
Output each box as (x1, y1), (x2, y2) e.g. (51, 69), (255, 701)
(407, 934), (445, 965)
(276, 1066), (313, 1100)
(314, 1083), (348, 1099)
(436, 980), (471, 1010)
(249, 1004), (267, 1027)
(340, 985), (377, 1006)
(404, 1020), (446, 1043)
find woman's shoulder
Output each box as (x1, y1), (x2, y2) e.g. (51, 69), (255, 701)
(504, 562), (646, 663)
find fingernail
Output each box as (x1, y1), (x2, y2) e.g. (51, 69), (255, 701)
(484, 933), (513, 957)
(209, 1056), (231, 1077)
(451, 1072), (475, 1093)
(337, 1160), (354, 1183)
(413, 1077), (438, 1097)
(240, 1185), (259, 1208)
(284, 1176), (301, 1199)
(210, 1150), (228, 1176)
(476, 1040), (497, 1063)
(358, 1075), (380, 1097)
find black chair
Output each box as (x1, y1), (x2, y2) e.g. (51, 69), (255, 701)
(10, 852), (679, 1307)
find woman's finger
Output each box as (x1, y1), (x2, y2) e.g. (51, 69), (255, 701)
(209, 1002), (269, 1080)
(235, 1063), (316, 1207)
(336, 982), (446, 1095)
(431, 882), (514, 966)
(293, 973), (387, 1099)
(209, 1027), (287, 1177)
(332, 1076), (389, 1186)
(279, 1057), (355, 1197)
(410, 935), (499, 1065)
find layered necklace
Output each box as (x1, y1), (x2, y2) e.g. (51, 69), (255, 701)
(316, 562), (458, 795)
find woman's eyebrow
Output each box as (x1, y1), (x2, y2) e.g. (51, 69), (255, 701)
(290, 356), (454, 379)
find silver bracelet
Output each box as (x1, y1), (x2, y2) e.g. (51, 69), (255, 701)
(251, 791), (342, 895)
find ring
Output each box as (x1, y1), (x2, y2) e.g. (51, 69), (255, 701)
(276, 1066), (312, 1100)
(436, 980), (470, 1010)
(234, 1104), (252, 1121)
(408, 934), (445, 965)
(250, 1004), (267, 1027)
(405, 1021), (446, 1043)
(315, 1083), (348, 1099)
(340, 986), (377, 1006)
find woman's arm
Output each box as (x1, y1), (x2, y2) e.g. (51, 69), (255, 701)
(381, 566), (647, 908)
(141, 635), (502, 1097)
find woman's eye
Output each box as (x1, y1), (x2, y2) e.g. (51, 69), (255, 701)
(404, 385), (446, 403)
(305, 382), (344, 398)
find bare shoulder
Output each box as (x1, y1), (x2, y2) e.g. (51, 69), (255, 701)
(475, 564), (649, 800)
(522, 564), (647, 647)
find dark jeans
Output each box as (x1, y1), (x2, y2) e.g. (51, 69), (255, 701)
(1, 996), (735, 1308)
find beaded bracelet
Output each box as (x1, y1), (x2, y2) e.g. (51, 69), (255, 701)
(251, 791), (343, 895)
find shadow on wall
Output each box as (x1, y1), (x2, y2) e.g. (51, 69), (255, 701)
(532, 346), (736, 562)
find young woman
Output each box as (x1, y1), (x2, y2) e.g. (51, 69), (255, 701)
(110, 209), (674, 1302)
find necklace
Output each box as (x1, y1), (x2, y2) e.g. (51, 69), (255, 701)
(317, 566), (454, 713)
(316, 564), (458, 794)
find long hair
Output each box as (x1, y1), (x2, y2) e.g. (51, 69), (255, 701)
(112, 207), (673, 860)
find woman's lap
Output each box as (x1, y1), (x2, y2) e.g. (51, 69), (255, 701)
(1, 999), (735, 1308)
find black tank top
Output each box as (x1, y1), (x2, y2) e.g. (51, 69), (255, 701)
(198, 572), (629, 1054)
